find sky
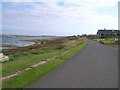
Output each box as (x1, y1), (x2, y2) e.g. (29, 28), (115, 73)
(1, 0), (119, 36)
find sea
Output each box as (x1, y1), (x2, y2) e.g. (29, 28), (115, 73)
(0, 36), (52, 49)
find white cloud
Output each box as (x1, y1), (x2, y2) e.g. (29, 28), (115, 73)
(8, 1), (117, 23)
(19, 1), (117, 24)
(2, 0), (118, 35)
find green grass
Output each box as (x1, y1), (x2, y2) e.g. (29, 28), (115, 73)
(93, 38), (119, 45)
(2, 38), (84, 77)
(0, 63), (2, 90)
(93, 38), (105, 41)
(2, 40), (87, 88)
(93, 38), (118, 41)
(100, 40), (114, 44)
(2, 47), (65, 77)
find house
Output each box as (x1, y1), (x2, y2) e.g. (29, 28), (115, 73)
(80, 34), (87, 37)
(97, 29), (120, 38)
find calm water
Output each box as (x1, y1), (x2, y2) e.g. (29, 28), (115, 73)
(1, 36), (52, 49)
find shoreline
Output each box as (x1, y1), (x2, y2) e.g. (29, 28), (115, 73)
(0, 35), (57, 37)
(1, 37), (62, 50)
(2, 37), (68, 55)
(2, 37), (87, 88)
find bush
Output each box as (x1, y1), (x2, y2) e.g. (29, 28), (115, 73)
(55, 44), (64, 50)
(21, 52), (28, 56)
(30, 51), (39, 55)
(69, 37), (78, 40)
(9, 57), (14, 61)
(38, 51), (45, 54)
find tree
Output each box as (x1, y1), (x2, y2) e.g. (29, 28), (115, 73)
(112, 33), (117, 36)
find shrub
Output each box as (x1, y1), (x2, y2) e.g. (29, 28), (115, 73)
(55, 44), (64, 50)
(30, 51), (39, 55)
(9, 57), (14, 61)
(69, 37), (78, 40)
(21, 52), (28, 56)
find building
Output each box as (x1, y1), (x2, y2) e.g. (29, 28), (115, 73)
(97, 29), (120, 38)
(80, 34), (87, 37)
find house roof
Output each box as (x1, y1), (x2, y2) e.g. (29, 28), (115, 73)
(113, 30), (120, 34)
(97, 30), (120, 34)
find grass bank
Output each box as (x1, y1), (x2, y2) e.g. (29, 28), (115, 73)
(93, 38), (119, 45)
(2, 38), (67, 55)
(2, 48), (65, 76)
(2, 38), (83, 77)
(2, 38), (87, 88)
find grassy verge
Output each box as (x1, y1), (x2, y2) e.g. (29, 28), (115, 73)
(93, 38), (119, 45)
(2, 48), (65, 76)
(2, 38), (84, 77)
(2, 39), (87, 88)
(2, 38), (66, 55)
(93, 38), (118, 41)
(99, 40), (114, 44)
(0, 63), (2, 90)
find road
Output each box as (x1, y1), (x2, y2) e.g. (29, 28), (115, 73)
(27, 40), (118, 88)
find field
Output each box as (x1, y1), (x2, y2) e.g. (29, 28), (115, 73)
(2, 37), (87, 88)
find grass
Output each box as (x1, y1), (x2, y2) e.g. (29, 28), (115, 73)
(93, 38), (105, 41)
(2, 47), (65, 76)
(2, 38), (84, 77)
(2, 38), (67, 55)
(93, 38), (118, 41)
(93, 38), (119, 45)
(0, 63), (2, 90)
(99, 40), (114, 44)
(2, 39), (87, 88)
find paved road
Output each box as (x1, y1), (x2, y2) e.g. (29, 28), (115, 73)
(28, 40), (118, 88)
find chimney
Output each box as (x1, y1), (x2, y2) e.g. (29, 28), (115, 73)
(104, 28), (106, 30)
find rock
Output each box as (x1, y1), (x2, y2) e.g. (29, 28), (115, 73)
(0, 53), (9, 62)
(114, 40), (119, 43)
(0, 53), (3, 60)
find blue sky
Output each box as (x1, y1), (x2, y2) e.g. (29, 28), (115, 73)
(2, 0), (119, 36)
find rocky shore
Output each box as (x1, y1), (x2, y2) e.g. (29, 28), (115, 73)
(2, 37), (68, 55)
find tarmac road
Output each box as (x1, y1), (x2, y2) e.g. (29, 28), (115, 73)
(27, 39), (118, 88)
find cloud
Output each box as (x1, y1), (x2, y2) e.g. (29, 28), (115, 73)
(31, 1), (117, 24)
(2, 0), (118, 35)
(4, 0), (117, 23)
